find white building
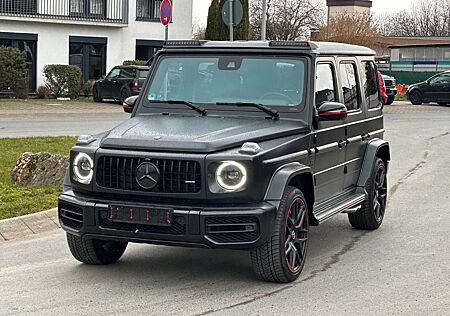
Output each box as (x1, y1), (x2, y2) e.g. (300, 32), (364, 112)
(0, 0), (193, 92)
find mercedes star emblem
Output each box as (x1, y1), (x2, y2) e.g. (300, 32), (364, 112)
(136, 162), (161, 189)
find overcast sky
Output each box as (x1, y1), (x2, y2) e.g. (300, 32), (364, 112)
(193, 0), (414, 26)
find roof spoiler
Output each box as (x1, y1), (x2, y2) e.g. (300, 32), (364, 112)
(269, 41), (317, 50)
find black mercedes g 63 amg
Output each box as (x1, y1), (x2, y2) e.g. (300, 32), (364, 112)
(59, 41), (390, 283)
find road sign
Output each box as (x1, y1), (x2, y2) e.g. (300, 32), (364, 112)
(160, 0), (172, 27)
(222, 0), (243, 27)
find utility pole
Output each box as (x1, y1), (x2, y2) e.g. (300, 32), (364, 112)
(261, 0), (267, 40)
(229, 0), (234, 41)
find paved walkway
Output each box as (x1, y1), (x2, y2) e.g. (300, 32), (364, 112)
(0, 99), (123, 115)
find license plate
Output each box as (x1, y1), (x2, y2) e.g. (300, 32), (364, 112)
(108, 205), (172, 227)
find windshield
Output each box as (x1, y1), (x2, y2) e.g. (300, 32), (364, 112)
(146, 56), (306, 109)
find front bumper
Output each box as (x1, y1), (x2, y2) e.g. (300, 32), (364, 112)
(58, 190), (277, 250)
(386, 88), (398, 97)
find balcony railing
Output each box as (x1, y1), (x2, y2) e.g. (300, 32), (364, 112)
(0, 0), (129, 24)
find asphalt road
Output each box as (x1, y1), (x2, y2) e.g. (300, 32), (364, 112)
(1, 103), (450, 315)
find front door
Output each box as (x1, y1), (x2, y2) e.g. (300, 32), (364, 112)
(313, 60), (346, 202)
(428, 73), (450, 103)
(102, 67), (121, 98)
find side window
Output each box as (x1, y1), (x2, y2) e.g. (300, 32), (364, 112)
(430, 74), (450, 84)
(106, 68), (120, 79)
(339, 62), (360, 111)
(315, 63), (337, 107)
(120, 68), (136, 79)
(360, 61), (380, 109)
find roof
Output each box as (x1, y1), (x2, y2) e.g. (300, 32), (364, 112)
(163, 40), (375, 56)
(379, 37), (450, 49)
(118, 65), (150, 69)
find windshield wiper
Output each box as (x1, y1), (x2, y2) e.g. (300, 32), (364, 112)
(216, 102), (279, 120)
(150, 100), (207, 116)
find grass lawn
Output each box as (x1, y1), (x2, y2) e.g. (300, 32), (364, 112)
(0, 137), (77, 220)
(0, 97), (94, 106)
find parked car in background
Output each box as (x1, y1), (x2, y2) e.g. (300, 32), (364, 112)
(381, 74), (397, 105)
(93, 65), (150, 102)
(407, 71), (450, 106)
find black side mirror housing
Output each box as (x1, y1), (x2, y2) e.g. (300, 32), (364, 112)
(123, 96), (139, 113)
(317, 102), (348, 121)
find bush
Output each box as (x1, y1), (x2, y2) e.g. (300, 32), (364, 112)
(123, 60), (147, 66)
(0, 46), (28, 98)
(82, 79), (95, 96)
(36, 85), (51, 99)
(43, 64), (82, 99)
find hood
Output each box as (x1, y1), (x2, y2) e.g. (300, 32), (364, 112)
(100, 114), (308, 153)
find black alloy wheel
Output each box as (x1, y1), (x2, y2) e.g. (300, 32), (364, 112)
(121, 88), (130, 101)
(349, 158), (387, 230)
(93, 87), (102, 102)
(251, 186), (309, 283)
(409, 90), (422, 105)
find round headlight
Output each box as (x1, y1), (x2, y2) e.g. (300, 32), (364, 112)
(73, 153), (94, 184)
(215, 161), (247, 191)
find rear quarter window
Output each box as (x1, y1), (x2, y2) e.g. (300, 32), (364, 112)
(360, 61), (380, 109)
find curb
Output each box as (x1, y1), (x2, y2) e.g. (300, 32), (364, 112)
(0, 208), (60, 242)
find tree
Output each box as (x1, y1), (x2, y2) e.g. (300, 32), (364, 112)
(315, 13), (382, 50)
(205, 0), (249, 40)
(378, 0), (450, 37)
(0, 46), (27, 98)
(249, 0), (325, 40)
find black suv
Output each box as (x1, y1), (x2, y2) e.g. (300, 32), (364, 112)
(381, 74), (397, 105)
(60, 41), (390, 283)
(93, 65), (150, 102)
(407, 71), (450, 106)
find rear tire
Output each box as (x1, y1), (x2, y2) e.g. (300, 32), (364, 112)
(438, 102), (448, 106)
(348, 158), (387, 230)
(251, 186), (309, 283)
(66, 233), (128, 265)
(409, 90), (422, 105)
(93, 87), (102, 103)
(121, 88), (131, 101)
(385, 96), (395, 105)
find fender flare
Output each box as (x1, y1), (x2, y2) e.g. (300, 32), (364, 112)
(357, 138), (390, 188)
(264, 162), (314, 202)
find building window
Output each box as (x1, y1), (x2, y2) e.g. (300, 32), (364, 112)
(135, 40), (164, 62)
(70, 0), (106, 17)
(69, 36), (107, 83)
(137, 0), (162, 21)
(0, 0), (37, 14)
(0, 32), (37, 92)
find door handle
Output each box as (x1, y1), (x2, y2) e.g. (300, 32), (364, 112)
(338, 139), (346, 148)
(361, 133), (370, 141)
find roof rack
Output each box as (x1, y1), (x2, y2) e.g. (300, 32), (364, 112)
(164, 40), (203, 47)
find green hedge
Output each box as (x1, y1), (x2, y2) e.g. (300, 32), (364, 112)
(0, 46), (27, 98)
(123, 60), (147, 66)
(43, 64), (82, 99)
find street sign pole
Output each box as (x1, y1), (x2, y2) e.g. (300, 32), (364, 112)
(229, 0), (234, 41)
(165, 25), (168, 41)
(261, 0), (267, 41)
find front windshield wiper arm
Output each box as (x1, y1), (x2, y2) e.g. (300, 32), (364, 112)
(150, 100), (207, 116)
(216, 102), (279, 120)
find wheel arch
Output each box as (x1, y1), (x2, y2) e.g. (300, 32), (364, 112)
(264, 162), (318, 226)
(357, 139), (390, 188)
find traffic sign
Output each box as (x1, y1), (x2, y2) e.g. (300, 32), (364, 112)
(222, 0), (243, 27)
(160, 0), (172, 27)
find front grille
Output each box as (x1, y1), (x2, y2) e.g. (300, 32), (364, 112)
(99, 211), (186, 235)
(96, 156), (201, 193)
(205, 217), (260, 244)
(384, 79), (394, 87)
(59, 203), (84, 230)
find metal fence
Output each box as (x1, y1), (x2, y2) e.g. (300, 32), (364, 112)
(0, 0), (128, 24)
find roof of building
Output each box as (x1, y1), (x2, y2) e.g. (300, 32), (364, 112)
(326, 0), (372, 8)
(378, 37), (450, 48)
(163, 40), (375, 56)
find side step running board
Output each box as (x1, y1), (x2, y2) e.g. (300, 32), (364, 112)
(314, 193), (366, 223)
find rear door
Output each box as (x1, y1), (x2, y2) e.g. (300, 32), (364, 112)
(337, 58), (365, 190)
(313, 59), (346, 202)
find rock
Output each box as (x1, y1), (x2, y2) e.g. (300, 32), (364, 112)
(11, 152), (69, 186)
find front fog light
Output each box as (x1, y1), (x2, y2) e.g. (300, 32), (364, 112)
(73, 153), (94, 184)
(216, 161), (247, 191)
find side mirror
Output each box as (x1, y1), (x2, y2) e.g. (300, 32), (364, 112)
(317, 102), (348, 121)
(123, 96), (138, 113)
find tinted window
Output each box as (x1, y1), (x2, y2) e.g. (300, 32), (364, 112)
(340, 63), (360, 111)
(106, 68), (120, 79)
(138, 70), (149, 78)
(315, 63), (337, 107)
(360, 61), (380, 109)
(430, 74), (450, 84)
(147, 56), (306, 108)
(120, 68), (136, 79)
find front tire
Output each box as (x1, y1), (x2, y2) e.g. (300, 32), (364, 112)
(409, 90), (422, 105)
(386, 96), (395, 105)
(66, 233), (128, 265)
(251, 186), (309, 283)
(93, 87), (102, 103)
(348, 158), (387, 230)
